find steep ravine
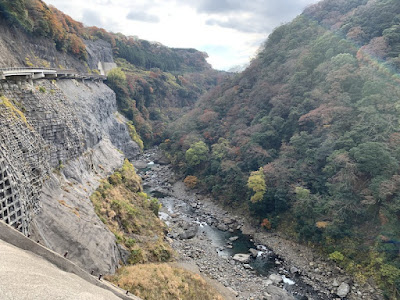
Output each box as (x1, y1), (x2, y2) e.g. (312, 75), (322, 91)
(0, 78), (140, 275)
(134, 148), (382, 300)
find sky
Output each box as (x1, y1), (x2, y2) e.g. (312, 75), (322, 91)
(43, 0), (320, 70)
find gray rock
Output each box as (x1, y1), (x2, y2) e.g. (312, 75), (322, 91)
(56, 80), (140, 161)
(243, 264), (253, 270)
(222, 217), (234, 224)
(269, 274), (283, 284)
(132, 160), (148, 169)
(34, 140), (124, 274)
(249, 248), (259, 258)
(265, 279), (273, 286)
(290, 266), (300, 274)
(337, 282), (350, 298)
(264, 285), (295, 300)
(154, 154), (170, 165)
(227, 287), (239, 297)
(229, 236), (239, 242)
(217, 223), (229, 231)
(149, 187), (171, 198)
(84, 39), (115, 71)
(117, 244), (131, 265)
(332, 278), (340, 287)
(179, 224), (199, 239)
(233, 253), (251, 263)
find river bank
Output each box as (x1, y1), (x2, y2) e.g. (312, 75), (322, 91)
(133, 148), (382, 300)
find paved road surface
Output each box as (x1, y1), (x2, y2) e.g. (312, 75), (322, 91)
(0, 239), (123, 300)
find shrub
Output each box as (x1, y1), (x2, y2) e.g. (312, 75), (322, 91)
(125, 238), (136, 248)
(329, 251), (345, 262)
(128, 249), (143, 264)
(184, 175), (198, 189)
(150, 198), (161, 216)
(108, 171), (122, 185)
(261, 218), (272, 230)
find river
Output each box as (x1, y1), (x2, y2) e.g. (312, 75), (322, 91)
(132, 148), (377, 300)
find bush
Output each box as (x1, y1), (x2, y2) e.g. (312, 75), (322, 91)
(329, 251), (345, 262)
(184, 175), (198, 189)
(150, 198), (161, 216)
(108, 172), (122, 185)
(128, 249), (143, 264)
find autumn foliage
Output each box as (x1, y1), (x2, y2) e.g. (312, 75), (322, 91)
(260, 218), (271, 230)
(184, 176), (198, 189)
(0, 0), (87, 59)
(163, 0), (400, 296)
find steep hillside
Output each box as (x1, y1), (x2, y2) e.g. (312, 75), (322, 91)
(0, 0), (228, 148)
(164, 0), (400, 297)
(108, 59), (228, 146)
(0, 1), (227, 299)
(0, 77), (140, 274)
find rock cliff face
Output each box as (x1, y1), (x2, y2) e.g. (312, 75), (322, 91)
(85, 39), (117, 75)
(0, 77), (140, 273)
(0, 19), (84, 71)
(0, 13), (143, 273)
(0, 19), (117, 74)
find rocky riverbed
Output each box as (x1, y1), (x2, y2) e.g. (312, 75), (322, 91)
(133, 148), (383, 300)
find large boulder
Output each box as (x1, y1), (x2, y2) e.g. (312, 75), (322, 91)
(233, 253), (251, 263)
(264, 285), (295, 300)
(269, 274), (283, 284)
(179, 224), (199, 239)
(154, 154), (170, 165)
(217, 223), (229, 231)
(337, 282), (350, 298)
(249, 248), (259, 258)
(229, 236), (239, 242)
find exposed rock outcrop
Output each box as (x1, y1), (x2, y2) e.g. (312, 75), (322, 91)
(33, 139), (125, 274)
(54, 80), (140, 160)
(0, 19), (87, 71)
(0, 77), (140, 273)
(85, 39), (117, 75)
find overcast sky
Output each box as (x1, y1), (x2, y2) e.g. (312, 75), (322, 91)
(43, 0), (320, 70)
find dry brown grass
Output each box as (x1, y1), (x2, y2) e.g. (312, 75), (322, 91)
(106, 263), (224, 300)
(90, 159), (172, 264)
(58, 200), (80, 218)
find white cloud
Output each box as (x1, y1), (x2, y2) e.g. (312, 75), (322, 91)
(43, 0), (319, 70)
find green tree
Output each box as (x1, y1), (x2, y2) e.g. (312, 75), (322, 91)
(185, 141), (209, 168)
(107, 68), (126, 88)
(247, 167), (266, 203)
(350, 142), (397, 176)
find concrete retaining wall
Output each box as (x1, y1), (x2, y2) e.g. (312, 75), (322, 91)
(0, 221), (140, 300)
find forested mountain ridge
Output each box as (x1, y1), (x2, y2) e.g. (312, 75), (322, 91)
(0, 0), (228, 147)
(0, 0), (211, 72)
(163, 0), (400, 297)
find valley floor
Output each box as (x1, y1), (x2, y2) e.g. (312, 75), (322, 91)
(134, 148), (383, 300)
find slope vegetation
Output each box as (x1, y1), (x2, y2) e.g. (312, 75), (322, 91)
(164, 0), (400, 297)
(0, 0), (228, 147)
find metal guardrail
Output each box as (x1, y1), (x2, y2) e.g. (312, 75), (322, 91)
(0, 67), (107, 81)
(0, 67), (57, 72)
